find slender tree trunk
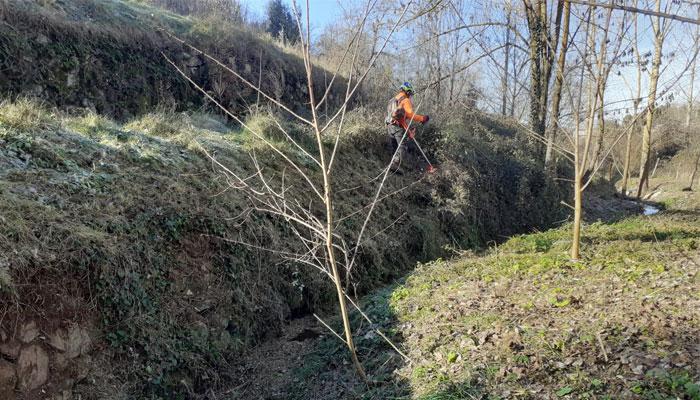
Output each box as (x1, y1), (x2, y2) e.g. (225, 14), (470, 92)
(545, 0), (570, 169)
(510, 53), (518, 117)
(636, 0), (664, 199)
(687, 64), (696, 129)
(571, 6), (592, 261)
(688, 153), (700, 190)
(590, 98), (606, 171)
(621, 124), (635, 194)
(502, 6), (512, 116)
(621, 8), (642, 195)
(572, 164), (583, 260)
(686, 6), (699, 129)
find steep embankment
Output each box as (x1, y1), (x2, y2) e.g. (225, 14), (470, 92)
(0, 0), (345, 119)
(0, 99), (567, 398)
(0, 1), (570, 399)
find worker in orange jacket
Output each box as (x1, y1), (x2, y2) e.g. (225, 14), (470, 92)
(385, 82), (430, 170)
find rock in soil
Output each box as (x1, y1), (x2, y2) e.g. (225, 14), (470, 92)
(17, 344), (49, 391)
(0, 359), (17, 399)
(19, 321), (39, 344)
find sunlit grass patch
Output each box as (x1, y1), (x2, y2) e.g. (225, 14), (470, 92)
(384, 212), (700, 399)
(0, 98), (57, 132)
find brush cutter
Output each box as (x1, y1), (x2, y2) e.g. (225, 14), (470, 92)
(410, 131), (436, 174)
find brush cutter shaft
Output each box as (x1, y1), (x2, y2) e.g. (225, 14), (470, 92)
(412, 137), (432, 167)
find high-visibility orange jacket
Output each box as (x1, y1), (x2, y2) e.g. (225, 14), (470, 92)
(393, 92), (427, 129)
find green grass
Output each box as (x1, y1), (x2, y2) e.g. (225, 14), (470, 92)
(287, 210), (700, 399)
(382, 213), (700, 399)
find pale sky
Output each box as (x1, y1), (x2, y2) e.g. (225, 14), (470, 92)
(240, 0), (342, 35)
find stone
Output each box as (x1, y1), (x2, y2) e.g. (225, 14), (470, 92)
(19, 321), (39, 344)
(36, 34), (50, 45)
(74, 355), (91, 381)
(66, 68), (79, 88)
(49, 325), (91, 359)
(0, 340), (21, 360)
(17, 345), (49, 391)
(0, 359), (17, 399)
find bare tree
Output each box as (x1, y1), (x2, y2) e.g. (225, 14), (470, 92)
(620, 2), (645, 195)
(636, 0), (668, 198)
(545, 0), (571, 168)
(161, 0), (421, 379)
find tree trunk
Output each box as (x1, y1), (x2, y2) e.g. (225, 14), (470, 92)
(525, 0), (544, 137)
(621, 126), (634, 195)
(686, 6), (699, 130)
(590, 99), (606, 171)
(571, 166), (583, 260)
(651, 157), (660, 178)
(502, 7), (512, 116)
(545, 0), (570, 169)
(523, 0), (563, 158)
(621, 8), (642, 195)
(688, 153), (700, 190)
(636, 0), (664, 199)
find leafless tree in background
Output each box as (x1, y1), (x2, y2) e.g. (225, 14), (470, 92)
(636, 0), (671, 198)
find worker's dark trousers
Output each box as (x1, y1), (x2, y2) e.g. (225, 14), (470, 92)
(387, 124), (406, 167)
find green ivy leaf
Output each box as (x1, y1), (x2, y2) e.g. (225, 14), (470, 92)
(556, 386), (574, 396)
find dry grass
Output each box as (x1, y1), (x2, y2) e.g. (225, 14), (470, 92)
(0, 98), (57, 132)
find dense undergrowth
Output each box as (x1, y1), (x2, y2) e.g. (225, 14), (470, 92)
(0, 99), (565, 397)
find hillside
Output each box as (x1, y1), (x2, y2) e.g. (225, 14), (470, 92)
(0, 96), (566, 398)
(0, 0), (346, 119)
(242, 200), (699, 399)
(5, 1), (698, 399)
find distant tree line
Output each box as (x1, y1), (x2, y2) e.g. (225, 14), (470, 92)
(144, 0), (300, 45)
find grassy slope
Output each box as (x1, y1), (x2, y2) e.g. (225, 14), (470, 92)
(0, 0), (345, 119)
(287, 206), (699, 399)
(0, 99), (566, 398)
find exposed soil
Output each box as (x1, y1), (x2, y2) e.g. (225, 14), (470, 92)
(223, 316), (323, 400)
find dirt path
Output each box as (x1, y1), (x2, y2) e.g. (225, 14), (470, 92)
(222, 316), (324, 399)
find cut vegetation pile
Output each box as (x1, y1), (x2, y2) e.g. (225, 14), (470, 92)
(0, 99), (565, 398)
